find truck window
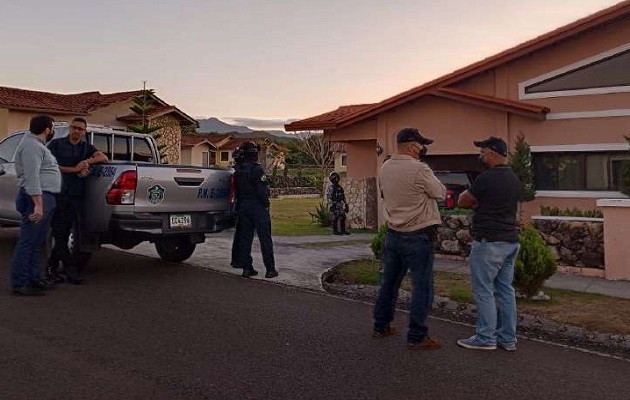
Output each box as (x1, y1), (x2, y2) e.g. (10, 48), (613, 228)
(113, 135), (131, 161)
(0, 134), (24, 163)
(133, 137), (154, 163)
(92, 133), (111, 156)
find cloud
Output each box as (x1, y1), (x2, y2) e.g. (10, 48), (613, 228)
(223, 117), (300, 131)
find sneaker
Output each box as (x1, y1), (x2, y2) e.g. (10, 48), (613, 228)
(241, 269), (259, 278)
(407, 337), (442, 350)
(498, 342), (517, 352)
(32, 280), (57, 290)
(372, 326), (397, 338)
(457, 335), (497, 351)
(265, 269), (279, 279)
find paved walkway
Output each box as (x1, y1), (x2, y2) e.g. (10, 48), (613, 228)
(117, 230), (630, 299)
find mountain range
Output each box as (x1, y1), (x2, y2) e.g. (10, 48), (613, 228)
(196, 117), (296, 139)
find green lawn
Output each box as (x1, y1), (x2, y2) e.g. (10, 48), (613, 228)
(270, 197), (332, 236)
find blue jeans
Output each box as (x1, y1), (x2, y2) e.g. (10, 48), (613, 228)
(469, 240), (520, 346)
(373, 229), (434, 343)
(11, 190), (57, 289)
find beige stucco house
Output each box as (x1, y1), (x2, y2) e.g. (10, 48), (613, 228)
(0, 86), (197, 164)
(286, 0), (630, 226)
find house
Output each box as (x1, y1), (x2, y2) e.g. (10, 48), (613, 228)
(180, 134), (218, 166)
(286, 0), (630, 227)
(0, 86), (197, 164)
(180, 134), (288, 170)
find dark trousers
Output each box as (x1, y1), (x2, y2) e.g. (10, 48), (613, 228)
(234, 201), (275, 272)
(11, 190), (56, 289)
(48, 195), (81, 277)
(230, 216), (243, 268)
(373, 229), (434, 344)
(332, 214), (347, 234)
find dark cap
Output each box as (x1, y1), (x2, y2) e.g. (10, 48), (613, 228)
(396, 128), (433, 145)
(474, 136), (508, 156)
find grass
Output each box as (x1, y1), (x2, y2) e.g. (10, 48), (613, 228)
(333, 258), (630, 335)
(270, 197), (377, 236)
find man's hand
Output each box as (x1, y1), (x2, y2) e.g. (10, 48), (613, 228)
(75, 160), (89, 172)
(458, 190), (477, 209)
(28, 204), (43, 223)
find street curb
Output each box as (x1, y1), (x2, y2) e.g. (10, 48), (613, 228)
(321, 266), (630, 359)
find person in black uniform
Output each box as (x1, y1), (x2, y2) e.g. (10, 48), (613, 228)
(46, 117), (108, 284)
(230, 146), (245, 269)
(233, 141), (278, 279)
(327, 171), (350, 235)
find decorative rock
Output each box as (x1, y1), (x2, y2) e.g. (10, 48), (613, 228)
(455, 229), (472, 243)
(441, 240), (461, 254)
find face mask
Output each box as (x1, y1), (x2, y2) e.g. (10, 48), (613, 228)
(419, 146), (428, 158)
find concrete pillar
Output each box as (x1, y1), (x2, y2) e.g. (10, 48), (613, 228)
(596, 199), (630, 280)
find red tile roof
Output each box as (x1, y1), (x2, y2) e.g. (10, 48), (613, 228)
(284, 104), (375, 131)
(180, 134), (217, 148)
(286, 0), (630, 131)
(116, 104), (198, 126)
(0, 86), (142, 114)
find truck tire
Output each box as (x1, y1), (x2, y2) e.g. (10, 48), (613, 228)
(155, 237), (196, 262)
(66, 220), (93, 268)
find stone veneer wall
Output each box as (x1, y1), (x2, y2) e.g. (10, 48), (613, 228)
(150, 115), (182, 164)
(434, 215), (604, 269)
(270, 187), (320, 198)
(325, 177), (378, 229)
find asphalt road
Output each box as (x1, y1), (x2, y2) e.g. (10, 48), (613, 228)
(1, 228), (629, 400)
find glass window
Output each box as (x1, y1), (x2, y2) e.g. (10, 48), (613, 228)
(341, 154), (348, 167)
(533, 154), (557, 190)
(220, 151), (229, 162)
(585, 154), (608, 190)
(92, 133), (111, 156)
(557, 154), (584, 190)
(133, 137), (153, 163)
(526, 50), (630, 94)
(113, 135), (131, 161)
(610, 158), (630, 190)
(0, 134), (24, 162)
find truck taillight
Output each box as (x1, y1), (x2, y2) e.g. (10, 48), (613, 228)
(228, 175), (236, 204)
(106, 171), (137, 205)
(445, 189), (456, 209)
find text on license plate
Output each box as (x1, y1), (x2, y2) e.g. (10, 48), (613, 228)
(169, 214), (192, 229)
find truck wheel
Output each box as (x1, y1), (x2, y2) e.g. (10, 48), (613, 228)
(155, 238), (196, 262)
(47, 220), (92, 269)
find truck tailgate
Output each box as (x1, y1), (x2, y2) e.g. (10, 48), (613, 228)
(134, 165), (232, 213)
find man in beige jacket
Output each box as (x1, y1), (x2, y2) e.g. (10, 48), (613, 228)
(372, 127), (446, 350)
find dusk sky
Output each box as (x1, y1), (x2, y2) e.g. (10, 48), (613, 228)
(0, 0), (622, 130)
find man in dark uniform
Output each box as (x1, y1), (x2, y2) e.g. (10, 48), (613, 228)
(232, 141), (278, 279)
(230, 146), (245, 269)
(46, 117), (108, 284)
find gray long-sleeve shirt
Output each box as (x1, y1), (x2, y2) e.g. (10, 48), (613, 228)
(14, 133), (61, 195)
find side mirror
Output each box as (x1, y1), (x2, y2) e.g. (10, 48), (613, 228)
(0, 166), (5, 176)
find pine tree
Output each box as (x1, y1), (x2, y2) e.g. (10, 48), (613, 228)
(514, 224), (557, 298)
(128, 82), (168, 163)
(509, 133), (536, 202)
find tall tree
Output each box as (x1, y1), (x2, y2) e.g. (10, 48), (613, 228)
(509, 133), (536, 220)
(128, 82), (168, 163)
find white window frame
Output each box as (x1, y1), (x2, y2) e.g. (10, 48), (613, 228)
(518, 42), (630, 100)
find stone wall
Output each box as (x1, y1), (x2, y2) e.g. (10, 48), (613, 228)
(325, 177), (378, 229)
(532, 217), (604, 269)
(270, 187), (320, 198)
(433, 215), (605, 269)
(150, 115), (182, 164)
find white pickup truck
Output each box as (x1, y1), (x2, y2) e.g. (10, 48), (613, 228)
(0, 124), (235, 264)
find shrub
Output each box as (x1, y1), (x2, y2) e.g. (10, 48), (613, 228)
(540, 206), (603, 218)
(370, 225), (388, 259)
(440, 207), (474, 216)
(308, 202), (332, 227)
(514, 224), (557, 297)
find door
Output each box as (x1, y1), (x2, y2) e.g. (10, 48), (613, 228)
(0, 133), (25, 222)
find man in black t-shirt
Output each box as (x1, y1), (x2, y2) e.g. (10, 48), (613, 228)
(46, 117), (108, 284)
(456, 136), (521, 352)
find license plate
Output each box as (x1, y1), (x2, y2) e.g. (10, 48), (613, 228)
(169, 214), (192, 229)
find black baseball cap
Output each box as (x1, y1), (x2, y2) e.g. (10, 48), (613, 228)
(396, 128), (433, 145)
(474, 136), (508, 156)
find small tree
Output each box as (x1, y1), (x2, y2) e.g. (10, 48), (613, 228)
(297, 131), (338, 182)
(514, 224), (557, 298)
(128, 82), (168, 163)
(509, 134), (536, 220)
(620, 135), (630, 196)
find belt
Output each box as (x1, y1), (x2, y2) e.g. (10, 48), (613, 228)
(388, 225), (437, 237)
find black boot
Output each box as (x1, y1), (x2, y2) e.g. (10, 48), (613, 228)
(333, 217), (343, 235)
(340, 216), (350, 235)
